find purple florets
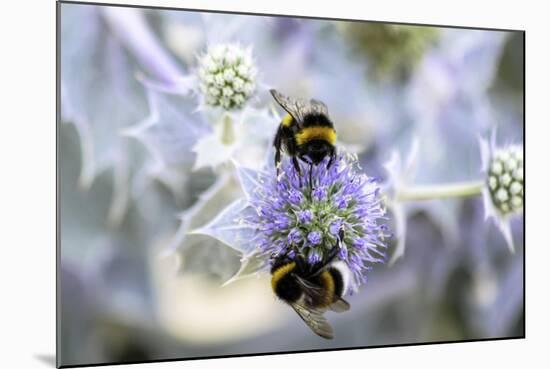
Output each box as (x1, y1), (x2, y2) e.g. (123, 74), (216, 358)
(287, 228), (303, 243)
(308, 249), (322, 264)
(297, 210), (313, 224)
(245, 154), (389, 290)
(329, 219), (343, 235)
(307, 231), (322, 245)
(312, 186), (327, 201)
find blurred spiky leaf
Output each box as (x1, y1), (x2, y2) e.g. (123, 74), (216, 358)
(189, 198), (258, 256)
(165, 173), (245, 282)
(124, 86), (210, 171)
(61, 4), (149, 225)
(221, 252), (268, 286)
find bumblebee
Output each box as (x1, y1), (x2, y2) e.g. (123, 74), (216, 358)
(270, 89), (337, 175)
(270, 239), (351, 339)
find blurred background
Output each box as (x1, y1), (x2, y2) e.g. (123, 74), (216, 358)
(59, 3), (524, 366)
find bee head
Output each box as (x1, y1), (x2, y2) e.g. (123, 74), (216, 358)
(304, 140), (332, 165)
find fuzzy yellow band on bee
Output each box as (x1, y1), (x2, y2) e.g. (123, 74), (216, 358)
(282, 114), (294, 127)
(319, 270), (335, 306)
(271, 262), (296, 291)
(296, 126), (337, 146)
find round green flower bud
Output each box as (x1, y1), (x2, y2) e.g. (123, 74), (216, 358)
(197, 44), (257, 110)
(486, 146), (523, 216)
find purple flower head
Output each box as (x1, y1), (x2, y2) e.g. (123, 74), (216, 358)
(353, 237), (367, 250)
(273, 215), (290, 231)
(245, 153), (389, 291)
(287, 189), (303, 205)
(307, 231), (322, 246)
(307, 249), (322, 264)
(329, 219), (343, 236)
(338, 245), (348, 260)
(335, 195), (349, 209)
(287, 228), (303, 244)
(354, 207), (369, 218)
(297, 210), (313, 224)
(287, 249), (296, 260)
(257, 237), (270, 251)
(312, 186), (327, 201)
(272, 197), (286, 210)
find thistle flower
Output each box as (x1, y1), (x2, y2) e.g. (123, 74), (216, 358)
(197, 44), (257, 110)
(243, 154), (389, 291)
(480, 134), (524, 251)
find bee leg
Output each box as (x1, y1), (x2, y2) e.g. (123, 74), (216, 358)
(325, 232), (345, 266)
(295, 254), (308, 274)
(325, 245), (339, 265)
(292, 156), (302, 176)
(319, 229), (345, 272)
(273, 126), (283, 175)
(308, 163), (314, 194)
(284, 131), (300, 177)
(307, 244), (341, 278)
(338, 228), (345, 243)
(275, 151), (281, 176)
(327, 147), (336, 169)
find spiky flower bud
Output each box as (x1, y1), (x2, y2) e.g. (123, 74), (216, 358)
(197, 44), (257, 110)
(479, 134), (524, 252)
(486, 146), (524, 216)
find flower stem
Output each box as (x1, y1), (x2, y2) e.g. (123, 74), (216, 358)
(396, 180), (484, 201)
(221, 114), (236, 145)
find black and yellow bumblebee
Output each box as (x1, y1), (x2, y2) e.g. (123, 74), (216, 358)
(270, 237), (351, 339)
(270, 89), (337, 175)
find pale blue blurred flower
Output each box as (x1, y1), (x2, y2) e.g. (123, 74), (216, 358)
(122, 87), (210, 172)
(61, 5), (151, 225)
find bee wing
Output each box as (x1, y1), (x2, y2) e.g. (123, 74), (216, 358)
(294, 274), (326, 303)
(291, 302), (334, 339)
(295, 274), (351, 313)
(309, 98), (329, 116)
(329, 297), (351, 313)
(270, 89), (310, 126)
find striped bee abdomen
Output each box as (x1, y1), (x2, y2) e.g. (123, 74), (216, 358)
(271, 262), (302, 303)
(327, 267), (345, 299)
